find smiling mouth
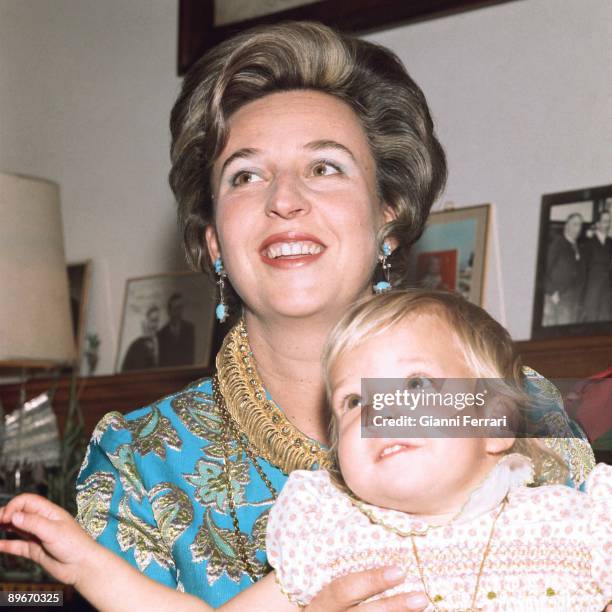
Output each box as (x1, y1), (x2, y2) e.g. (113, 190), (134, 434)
(378, 443), (420, 461)
(263, 240), (324, 259)
(259, 233), (326, 267)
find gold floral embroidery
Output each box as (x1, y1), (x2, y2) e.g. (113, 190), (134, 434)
(185, 457), (251, 513)
(172, 391), (225, 442)
(108, 443), (147, 502)
(544, 437), (595, 486)
(126, 404), (182, 458)
(75, 471), (116, 539)
(190, 508), (268, 585)
(522, 366), (595, 486)
(92, 411), (129, 439)
(117, 496), (175, 571)
(149, 482), (194, 549)
(251, 509), (270, 552)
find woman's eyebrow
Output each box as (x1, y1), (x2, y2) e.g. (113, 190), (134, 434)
(219, 147), (260, 176)
(305, 139), (356, 161)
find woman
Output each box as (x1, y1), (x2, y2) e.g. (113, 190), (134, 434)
(76, 21), (594, 610)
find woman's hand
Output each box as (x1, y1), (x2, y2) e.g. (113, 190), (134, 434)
(0, 493), (97, 586)
(305, 567), (428, 611)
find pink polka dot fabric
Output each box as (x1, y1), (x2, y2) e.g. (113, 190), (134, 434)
(266, 464), (611, 610)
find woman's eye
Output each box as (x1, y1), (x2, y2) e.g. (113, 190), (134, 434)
(230, 171), (262, 187)
(311, 161), (341, 177)
(405, 377), (433, 391)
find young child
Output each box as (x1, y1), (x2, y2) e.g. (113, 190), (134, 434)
(1, 290), (610, 611)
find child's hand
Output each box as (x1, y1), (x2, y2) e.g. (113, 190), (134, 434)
(0, 493), (97, 586)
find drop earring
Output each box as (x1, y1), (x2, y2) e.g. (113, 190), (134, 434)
(214, 257), (229, 322)
(373, 242), (392, 294)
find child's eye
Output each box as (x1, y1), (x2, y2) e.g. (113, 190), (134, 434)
(345, 394), (362, 410)
(311, 160), (342, 177)
(405, 377), (434, 391)
(230, 170), (263, 187)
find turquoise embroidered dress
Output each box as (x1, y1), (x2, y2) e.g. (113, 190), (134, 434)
(75, 322), (595, 607)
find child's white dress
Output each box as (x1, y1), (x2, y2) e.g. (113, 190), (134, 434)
(266, 457), (611, 610)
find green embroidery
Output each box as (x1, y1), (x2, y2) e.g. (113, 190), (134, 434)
(172, 392), (224, 441)
(117, 496), (174, 571)
(126, 404), (182, 458)
(191, 508), (267, 585)
(200, 440), (227, 459)
(185, 457), (250, 513)
(108, 444), (146, 502)
(75, 471), (116, 539)
(149, 482), (194, 548)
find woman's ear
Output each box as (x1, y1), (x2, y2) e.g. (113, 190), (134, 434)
(381, 203), (399, 251)
(205, 225), (221, 262)
(382, 202), (397, 225)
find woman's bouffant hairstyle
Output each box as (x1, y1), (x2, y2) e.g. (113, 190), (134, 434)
(322, 289), (569, 485)
(169, 21), (447, 289)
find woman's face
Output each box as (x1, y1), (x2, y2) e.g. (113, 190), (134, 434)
(206, 90), (394, 322)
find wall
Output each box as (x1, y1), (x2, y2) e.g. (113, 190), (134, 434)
(1, 0), (610, 375)
(365, 0), (612, 335)
(0, 0), (182, 375)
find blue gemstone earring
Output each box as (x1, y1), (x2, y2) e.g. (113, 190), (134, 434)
(373, 242), (392, 294)
(214, 257), (229, 322)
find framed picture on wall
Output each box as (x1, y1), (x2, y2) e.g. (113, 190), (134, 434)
(115, 272), (216, 373)
(406, 204), (490, 306)
(531, 184), (612, 339)
(177, 0), (516, 75)
(67, 260), (92, 363)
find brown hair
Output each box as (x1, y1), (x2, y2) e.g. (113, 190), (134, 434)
(169, 21), (446, 298)
(322, 289), (568, 484)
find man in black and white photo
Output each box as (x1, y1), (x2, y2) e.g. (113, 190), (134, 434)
(582, 210), (612, 321)
(158, 292), (195, 367)
(542, 213), (586, 326)
(121, 304), (161, 371)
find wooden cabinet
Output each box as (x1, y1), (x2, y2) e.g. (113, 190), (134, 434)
(1, 334), (610, 448)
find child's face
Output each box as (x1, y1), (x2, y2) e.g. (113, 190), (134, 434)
(329, 312), (506, 518)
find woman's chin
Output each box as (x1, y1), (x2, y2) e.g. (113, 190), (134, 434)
(257, 293), (343, 321)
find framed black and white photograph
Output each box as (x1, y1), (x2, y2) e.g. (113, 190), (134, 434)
(406, 204), (490, 306)
(532, 184), (612, 339)
(115, 272), (216, 373)
(67, 260), (92, 363)
(177, 0), (516, 75)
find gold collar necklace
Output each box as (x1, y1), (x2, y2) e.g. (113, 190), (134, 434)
(215, 318), (332, 475)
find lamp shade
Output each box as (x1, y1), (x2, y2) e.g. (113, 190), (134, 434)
(0, 173), (75, 367)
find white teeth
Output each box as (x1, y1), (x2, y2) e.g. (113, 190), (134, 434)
(381, 444), (404, 458)
(265, 241), (323, 259)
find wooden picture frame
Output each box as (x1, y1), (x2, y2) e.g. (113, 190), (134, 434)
(67, 260), (92, 364)
(115, 272), (216, 374)
(406, 204), (490, 306)
(531, 184), (612, 340)
(178, 0), (516, 75)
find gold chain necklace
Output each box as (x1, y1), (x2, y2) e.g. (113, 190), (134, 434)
(212, 374), (277, 582)
(410, 499), (507, 611)
(211, 318), (331, 581)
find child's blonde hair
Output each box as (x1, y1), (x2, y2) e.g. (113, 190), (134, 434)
(322, 289), (568, 484)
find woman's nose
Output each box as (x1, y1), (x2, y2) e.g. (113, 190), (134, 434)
(264, 174), (311, 219)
